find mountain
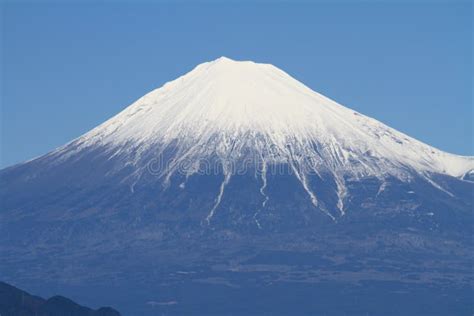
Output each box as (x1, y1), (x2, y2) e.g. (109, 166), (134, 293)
(1, 57), (472, 315)
(0, 281), (121, 316)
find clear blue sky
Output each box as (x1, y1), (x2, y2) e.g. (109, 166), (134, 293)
(1, 1), (472, 168)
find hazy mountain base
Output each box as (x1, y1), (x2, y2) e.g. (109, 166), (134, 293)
(2, 227), (472, 315)
(1, 157), (472, 315)
(2, 188), (472, 316)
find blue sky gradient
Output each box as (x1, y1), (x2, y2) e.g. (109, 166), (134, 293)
(1, 1), (472, 168)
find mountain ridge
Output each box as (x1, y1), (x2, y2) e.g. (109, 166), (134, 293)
(0, 281), (121, 316)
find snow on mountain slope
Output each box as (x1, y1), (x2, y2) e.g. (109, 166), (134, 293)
(63, 57), (471, 173)
(39, 57), (472, 221)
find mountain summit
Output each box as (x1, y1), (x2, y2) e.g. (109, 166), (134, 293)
(25, 56), (472, 222)
(1, 58), (473, 315)
(80, 56), (471, 178)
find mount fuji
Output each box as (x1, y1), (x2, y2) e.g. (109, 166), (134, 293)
(1, 57), (473, 315)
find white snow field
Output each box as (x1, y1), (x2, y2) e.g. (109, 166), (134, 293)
(47, 57), (473, 220)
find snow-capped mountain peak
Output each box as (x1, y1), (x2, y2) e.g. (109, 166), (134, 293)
(42, 57), (473, 221)
(73, 57), (471, 178)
